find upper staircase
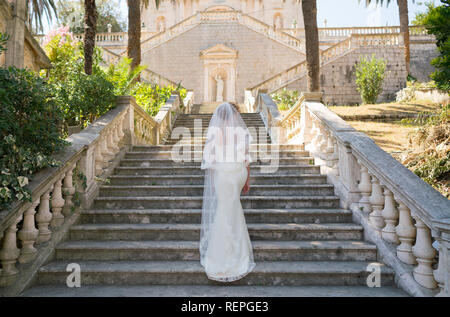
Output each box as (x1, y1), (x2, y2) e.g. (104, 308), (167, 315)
(21, 112), (406, 296)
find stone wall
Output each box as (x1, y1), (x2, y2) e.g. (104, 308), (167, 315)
(410, 42), (439, 82)
(142, 22), (305, 103)
(288, 45), (408, 105)
(0, 0), (10, 66)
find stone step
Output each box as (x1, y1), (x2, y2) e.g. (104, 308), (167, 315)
(164, 139), (272, 145)
(98, 184), (335, 197)
(81, 208), (353, 224)
(55, 240), (377, 261)
(37, 260), (395, 286)
(119, 157), (315, 167)
(69, 223), (362, 241)
(108, 174), (328, 186)
(123, 150), (311, 159)
(172, 119), (266, 124)
(21, 284), (407, 297)
(93, 195), (341, 209)
(113, 165), (321, 176)
(130, 144), (305, 151)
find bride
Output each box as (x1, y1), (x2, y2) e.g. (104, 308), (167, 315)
(199, 102), (256, 282)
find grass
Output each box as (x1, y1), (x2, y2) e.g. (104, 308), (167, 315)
(345, 120), (415, 153)
(328, 99), (441, 118)
(327, 99), (442, 153)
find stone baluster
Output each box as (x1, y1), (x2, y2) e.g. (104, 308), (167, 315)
(100, 132), (114, 160)
(368, 174), (385, 232)
(330, 136), (339, 176)
(433, 236), (449, 296)
(0, 214), (23, 286)
(357, 161), (372, 213)
(106, 126), (120, 153)
(324, 131), (335, 164)
(112, 121), (120, 148)
(308, 119), (321, 153)
(381, 186), (400, 244)
(36, 186), (54, 244)
(117, 112), (125, 140)
(18, 199), (40, 263)
(395, 200), (417, 265)
(50, 176), (65, 228)
(317, 123), (327, 153)
(412, 217), (437, 289)
(95, 141), (105, 176)
(62, 165), (76, 216)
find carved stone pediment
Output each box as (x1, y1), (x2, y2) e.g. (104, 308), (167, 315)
(200, 44), (238, 60)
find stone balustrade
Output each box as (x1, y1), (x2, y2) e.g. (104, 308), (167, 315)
(248, 32), (403, 96)
(239, 13), (302, 51)
(255, 91), (450, 297)
(0, 92), (192, 296)
(100, 48), (179, 88)
(282, 25), (429, 38)
(141, 14), (199, 54)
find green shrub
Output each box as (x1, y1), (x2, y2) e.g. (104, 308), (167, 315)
(0, 67), (67, 209)
(419, 0), (450, 92)
(355, 53), (387, 104)
(271, 89), (299, 110)
(0, 32), (9, 55)
(104, 57), (146, 96)
(52, 72), (117, 128)
(43, 29), (116, 129)
(132, 83), (187, 116)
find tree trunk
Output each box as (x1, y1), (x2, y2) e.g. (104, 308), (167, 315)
(84, 0), (97, 75)
(127, 0), (141, 72)
(302, 0), (320, 92)
(397, 0), (410, 76)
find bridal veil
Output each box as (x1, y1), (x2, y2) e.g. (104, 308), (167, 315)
(199, 102), (256, 282)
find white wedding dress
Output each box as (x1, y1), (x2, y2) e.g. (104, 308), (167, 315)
(200, 102), (256, 282)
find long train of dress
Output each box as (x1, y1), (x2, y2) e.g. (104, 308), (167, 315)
(201, 162), (256, 282)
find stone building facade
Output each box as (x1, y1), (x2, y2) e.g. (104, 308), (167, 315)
(142, 0), (305, 33)
(0, 0), (51, 71)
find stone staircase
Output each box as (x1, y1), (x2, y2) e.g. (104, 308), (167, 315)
(22, 113), (407, 296)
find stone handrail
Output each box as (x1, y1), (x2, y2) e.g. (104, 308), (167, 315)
(140, 14), (199, 54)
(0, 93), (191, 295)
(249, 32), (401, 95)
(281, 25), (429, 38)
(100, 47), (179, 88)
(259, 91), (450, 296)
(141, 68), (180, 87)
(238, 13), (303, 51)
(199, 9), (239, 22)
(277, 94), (305, 144)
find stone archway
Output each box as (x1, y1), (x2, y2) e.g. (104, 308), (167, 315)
(200, 44), (238, 103)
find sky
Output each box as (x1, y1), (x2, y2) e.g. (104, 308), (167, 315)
(316, 0), (432, 28)
(43, 0), (436, 33)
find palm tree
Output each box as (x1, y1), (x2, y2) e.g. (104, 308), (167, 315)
(359, 0), (415, 76)
(84, 0), (97, 75)
(26, 0), (58, 33)
(302, 0), (320, 92)
(127, 0), (160, 72)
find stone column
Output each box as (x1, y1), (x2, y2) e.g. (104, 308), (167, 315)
(6, 0), (26, 68)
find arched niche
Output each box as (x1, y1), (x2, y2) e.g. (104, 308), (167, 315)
(200, 44), (238, 103)
(156, 16), (166, 32)
(273, 12), (283, 29)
